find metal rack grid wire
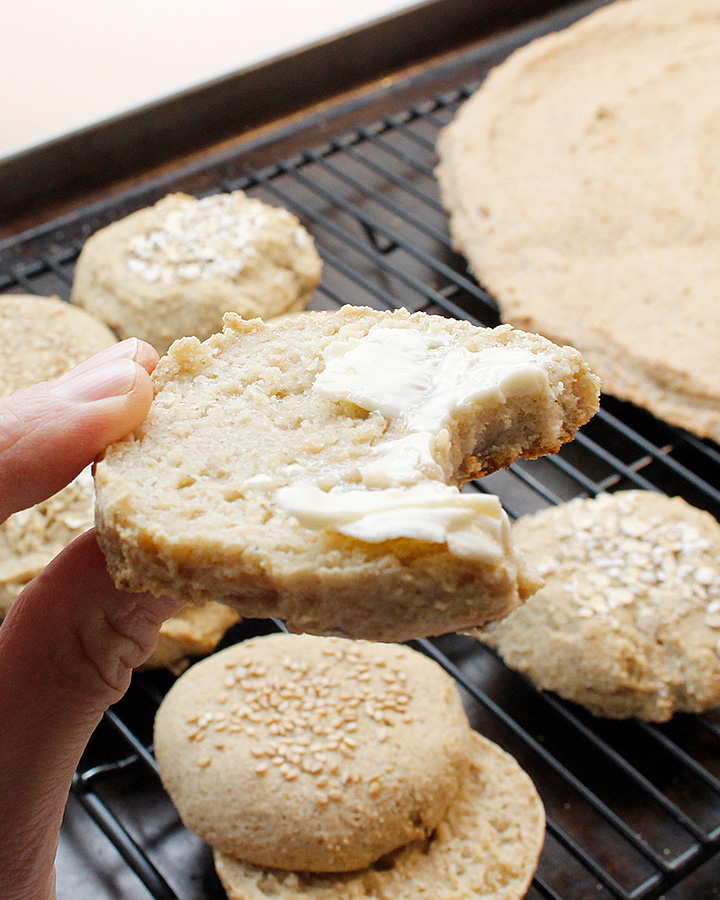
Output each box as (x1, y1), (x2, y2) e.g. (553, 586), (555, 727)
(3, 83), (720, 900)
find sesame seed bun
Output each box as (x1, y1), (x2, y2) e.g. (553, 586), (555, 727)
(153, 634), (475, 872)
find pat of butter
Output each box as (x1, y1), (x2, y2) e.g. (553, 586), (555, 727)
(315, 325), (550, 487)
(277, 482), (510, 559)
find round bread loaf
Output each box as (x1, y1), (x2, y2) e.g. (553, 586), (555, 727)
(0, 293), (116, 395)
(154, 634), (475, 872)
(477, 491), (720, 721)
(436, 0), (720, 441)
(71, 191), (323, 354)
(213, 732), (545, 900)
(95, 305), (600, 641)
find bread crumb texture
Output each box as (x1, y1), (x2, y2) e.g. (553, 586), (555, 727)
(478, 491), (720, 720)
(71, 191), (322, 354)
(95, 306), (599, 640)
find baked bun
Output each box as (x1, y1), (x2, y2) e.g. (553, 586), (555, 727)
(0, 293), (116, 395)
(154, 633), (546, 898)
(71, 191), (322, 354)
(154, 634), (474, 872)
(95, 306), (600, 641)
(477, 491), (720, 720)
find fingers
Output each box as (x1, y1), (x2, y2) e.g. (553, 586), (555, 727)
(0, 338), (159, 522)
(0, 530), (182, 900)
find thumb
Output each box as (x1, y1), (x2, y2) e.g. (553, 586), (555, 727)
(0, 337), (158, 522)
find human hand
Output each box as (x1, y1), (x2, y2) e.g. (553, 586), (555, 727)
(0, 339), (183, 900)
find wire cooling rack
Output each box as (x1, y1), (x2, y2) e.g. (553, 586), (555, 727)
(3, 69), (720, 900)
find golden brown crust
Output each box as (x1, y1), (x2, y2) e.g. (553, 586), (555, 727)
(476, 491), (720, 720)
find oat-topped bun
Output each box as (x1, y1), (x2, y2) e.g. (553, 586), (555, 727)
(154, 634), (474, 872)
(95, 306), (600, 641)
(71, 191), (322, 355)
(0, 468), (96, 615)
(477, 491), (720, 721)
(0, 293), (116, 395)
(213, 733), (544, 900)
(436, 0), (720, 441)
(154, 633), (545, 897)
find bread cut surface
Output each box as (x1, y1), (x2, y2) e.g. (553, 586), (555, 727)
(436, 0), (720, 441)
(477, 491), (720, 721)
(95, 305), (599, 641)
(71, 191), (322, 354)
(154, 634), (475, 872)
(213, 731), (545, 900)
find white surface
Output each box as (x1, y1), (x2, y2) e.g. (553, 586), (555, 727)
(1, 0), (420, 160)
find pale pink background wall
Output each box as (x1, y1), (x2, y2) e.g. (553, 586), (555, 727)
(1, 0), (420, 159)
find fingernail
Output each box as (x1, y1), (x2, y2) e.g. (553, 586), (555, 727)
(51, 358), (139, 402)
(56, 338), (139, 381)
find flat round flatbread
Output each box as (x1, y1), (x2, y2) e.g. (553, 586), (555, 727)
(436, 0), (720, 441)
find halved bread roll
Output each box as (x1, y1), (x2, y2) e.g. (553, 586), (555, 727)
(95, 306), (600, 641)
